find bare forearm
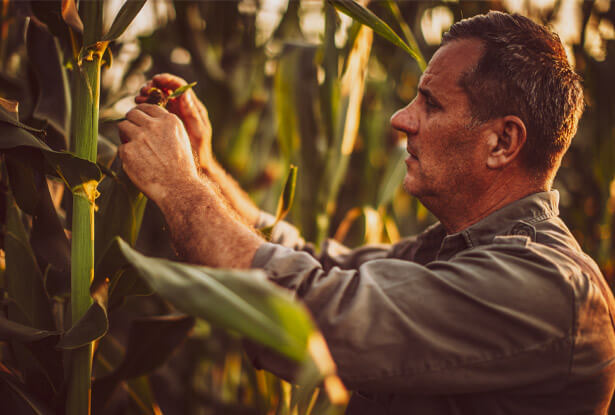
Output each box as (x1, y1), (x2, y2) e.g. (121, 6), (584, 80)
(157, 176), (264, 269)
(200, 160), (262, 227)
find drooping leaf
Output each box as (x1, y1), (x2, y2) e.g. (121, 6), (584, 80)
(56, 302), (108, 350)
(110, 237), (315, 361)
(92, 315), (194, 409)
(28, 1), (73, 49)
(382, 0), (425, 68)
(0, 101), (45, 134)
(0, 315), (58, 343)
(0, 109), (101, 189)
(101, 0), (147, 42)
(61, 0), (84, 32)
(329, 0), (425, 70)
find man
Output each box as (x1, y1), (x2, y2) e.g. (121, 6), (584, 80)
(118, 11), (615, 414)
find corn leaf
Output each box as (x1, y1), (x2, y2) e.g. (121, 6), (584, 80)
(102, 0), (147, 42)
(0, 316), (58, 343)
(0, 98), (18, 115)
(26, 22), (72, 145)
(4, 194), (55, 331)
(61, 0), (84, 33)
(92, 234), (151, 312)
(4, 193), (65, 396)
(329, 0), (425, 69)
(376, 145), (408, 208)
(0, 371), (55, 415)
(382, 0), (426, 69)
(262, 165), (298, 239)
(92, 315), (195, 409)
(95, 169), (147, 260)
(0, 103), (44, 134)
(4, 149), (43, 215)
(0, 112), (101, 189)
(56, 302), (108, 350)
(274, 45), (304, 163)
(93, 334), (162, 415)
(30, 178), (71, 273)
(167, 82), (197, 99)
(109, 237), (315, 362)
(275, 164), (297, 222)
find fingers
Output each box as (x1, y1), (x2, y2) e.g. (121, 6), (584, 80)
(117, 120), (140, 144)
(139, 80), (154, 96)
(133, 103), (169, 118)
(125, 106), (152, 126)
(153, 73), (187, 89)
(136, 74), (193, 109)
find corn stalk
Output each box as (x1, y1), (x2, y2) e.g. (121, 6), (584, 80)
(67, 1), (105, 414)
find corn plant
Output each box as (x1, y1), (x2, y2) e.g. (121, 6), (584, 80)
(0, 1), (347, 414)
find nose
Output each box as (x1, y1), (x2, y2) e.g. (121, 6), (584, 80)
(390, 101), (418, 135)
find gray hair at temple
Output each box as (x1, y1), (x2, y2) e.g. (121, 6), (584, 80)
(441, 11), (584, 183)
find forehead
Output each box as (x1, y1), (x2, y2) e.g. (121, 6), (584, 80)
(419, 38), (484, 99)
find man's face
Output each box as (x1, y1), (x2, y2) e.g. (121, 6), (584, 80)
(391, 39), (489, 206)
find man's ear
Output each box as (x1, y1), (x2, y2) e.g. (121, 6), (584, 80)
(486, 115), (527, 169)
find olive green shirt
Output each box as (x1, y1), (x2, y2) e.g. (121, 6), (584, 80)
(250, 191), (615, 414)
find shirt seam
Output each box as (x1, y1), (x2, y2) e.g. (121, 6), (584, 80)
(341, 335), (572, 383)
(566, 270), (579, 384)
(524, 212), (555, 224)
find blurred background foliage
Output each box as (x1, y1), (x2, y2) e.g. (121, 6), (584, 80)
(1, 0), (615, 413)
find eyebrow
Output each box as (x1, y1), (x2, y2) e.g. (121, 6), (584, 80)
(418, 87), (443, 108)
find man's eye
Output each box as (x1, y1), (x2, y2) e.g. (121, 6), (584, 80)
(426, 98), (438, 108)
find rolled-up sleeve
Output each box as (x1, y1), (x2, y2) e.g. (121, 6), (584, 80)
(250, 241), (575, 395)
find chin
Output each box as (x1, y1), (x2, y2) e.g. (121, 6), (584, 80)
(402, 174), (420, 197)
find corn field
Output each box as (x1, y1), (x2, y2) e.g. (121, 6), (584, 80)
(0, 0), (614, 414)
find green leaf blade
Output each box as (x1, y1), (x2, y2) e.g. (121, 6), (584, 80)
(111, 238), (315, 362)
(57, 302), (108, 350)
(329, 0), (425, 70)
(167, 82), (197, 99)
(101, 0), (147, 42)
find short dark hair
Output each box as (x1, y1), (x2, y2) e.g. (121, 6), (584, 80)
(441, 11), (584, 180)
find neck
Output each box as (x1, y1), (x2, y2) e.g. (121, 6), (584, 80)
(423, 173), (548, 234)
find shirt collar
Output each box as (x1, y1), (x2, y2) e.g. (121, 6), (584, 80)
(416, 191), (560, 261)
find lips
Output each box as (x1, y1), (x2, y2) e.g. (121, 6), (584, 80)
(407, 147), (418, 160)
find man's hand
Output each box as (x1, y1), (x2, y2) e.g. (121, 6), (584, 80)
(134, 73), (262, 227)
(118, 103), (200, 206)
(136, 73), (213, 168)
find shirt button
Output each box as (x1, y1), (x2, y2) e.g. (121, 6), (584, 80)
(511, 223), (534, 239)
